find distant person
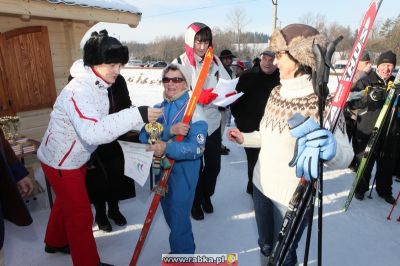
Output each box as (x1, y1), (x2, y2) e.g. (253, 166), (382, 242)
(344, 52), (372, 142)
(219, 49), (236, 78)
(173, 22), (231, 221)
(0, 128), (33, 266)
(37, 30), (162, 266)
(228, 24), (353, 265)
(230, 50), (280, 195)
(344, 51), (372, 170)
(140, 63), (207, 254)
(252, 57), (260, 68)
(231, 60), (245, 77)
(350, 50), (398, 204)
(219, 49), (236, 155)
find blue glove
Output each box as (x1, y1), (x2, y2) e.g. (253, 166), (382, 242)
(290, 129), (337, 180)
(288, 113), (320, 138)
(288, 113), (337, 181)
(288, 113), (319, 168)
(305, 129), (336, 161)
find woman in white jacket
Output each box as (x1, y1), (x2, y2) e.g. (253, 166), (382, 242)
(228, 24), (353, 265)
(37, 30), (161, 266)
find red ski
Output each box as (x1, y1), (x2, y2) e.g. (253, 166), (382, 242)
(129, 47), (214, 266)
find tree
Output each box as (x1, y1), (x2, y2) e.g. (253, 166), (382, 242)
(226, 7), (251, 58)
(325, 23), (354, 59)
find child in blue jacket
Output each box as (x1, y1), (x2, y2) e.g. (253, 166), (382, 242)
(140, 64), (207, 254)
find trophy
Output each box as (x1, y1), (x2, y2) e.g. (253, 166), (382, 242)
(10, 116), (20, 141)
(144, 122), (171, 176)
(0, 116), (12, 141)
(144, 122), (164, 144)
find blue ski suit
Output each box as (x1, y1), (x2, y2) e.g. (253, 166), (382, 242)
(139, 92), (207, 253)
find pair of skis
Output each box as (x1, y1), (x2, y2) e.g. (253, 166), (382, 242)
(344, 72), (400, 211)
(268, 0), (383, 265)
(129, 47), (214, 266)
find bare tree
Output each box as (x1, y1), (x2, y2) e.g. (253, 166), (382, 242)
(326, 23), (354, 59)
(226, 7), (251, 58)
(299, 12), (327, 33)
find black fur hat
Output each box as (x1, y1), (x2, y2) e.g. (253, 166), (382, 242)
(83, 30), (129, 66)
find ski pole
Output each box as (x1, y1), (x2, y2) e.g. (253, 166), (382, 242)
(367, 176), (376, 199)
(387, 190), (400, 220)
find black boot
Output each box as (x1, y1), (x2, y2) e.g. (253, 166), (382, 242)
(108, 200), (127, 226)
(99, 262), (114, 266)
(191, 199), (204, 220)
(354, 192), (365, 201)
(202, 196), (214, 213)
(379, 194), (396, 204)
(94, 202), (112, 232)
(246, 182), (253, 195)
(44, 244), (70, 254)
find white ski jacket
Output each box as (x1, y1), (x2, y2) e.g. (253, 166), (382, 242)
(37, 60), (146, 169)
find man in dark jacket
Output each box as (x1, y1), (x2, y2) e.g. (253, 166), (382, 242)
(0, 128), (33, 263)
(349, 50), (397, 204)
(230, 50), (280, 195)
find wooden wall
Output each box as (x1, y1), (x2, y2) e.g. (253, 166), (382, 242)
(0, 13), (90, 140)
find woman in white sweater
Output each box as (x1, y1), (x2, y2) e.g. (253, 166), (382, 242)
(228, 24), (353, 265)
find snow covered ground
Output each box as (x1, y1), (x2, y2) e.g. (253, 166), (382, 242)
(4, 68), (400, 266)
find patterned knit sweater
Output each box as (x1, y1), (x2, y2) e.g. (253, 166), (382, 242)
(241, 75), (353, 206)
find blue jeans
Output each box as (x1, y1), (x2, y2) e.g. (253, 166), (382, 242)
(253, 185), (309, 266)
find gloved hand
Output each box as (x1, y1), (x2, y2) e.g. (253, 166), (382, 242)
(288, 113), (337, 181)
(288, 113), (320, 138)
(198, 88), (218, 105)
(289, 129), (337, 181)
(368, 86), (386, 101)
(288, 114), (320, 170)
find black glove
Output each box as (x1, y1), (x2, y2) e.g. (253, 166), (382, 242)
(368, 86), (386, 101)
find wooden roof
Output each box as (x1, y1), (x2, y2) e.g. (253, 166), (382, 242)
(0, 0), (142, 27)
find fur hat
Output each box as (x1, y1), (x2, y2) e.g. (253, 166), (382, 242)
(83, 30), (129, 66)
(269, 24), (328, 70)
(376, 50), (396, 66)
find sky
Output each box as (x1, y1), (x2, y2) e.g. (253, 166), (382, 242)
(85, 0), (399, 44)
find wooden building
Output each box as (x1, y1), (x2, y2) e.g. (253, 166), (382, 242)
(0, 0), (141, 139)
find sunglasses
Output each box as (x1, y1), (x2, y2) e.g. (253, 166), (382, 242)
(162, 77), (185, 83)
(275, 51), (288, 59)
